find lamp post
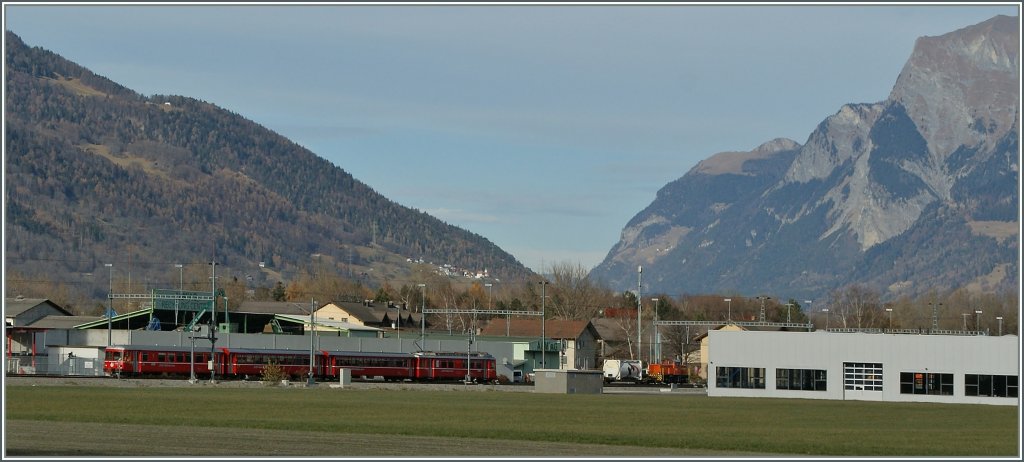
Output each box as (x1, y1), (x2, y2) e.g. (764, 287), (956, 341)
(651, 298), (659, 363)
(418, 283), (426, 350)
(485, 283), (493, 310)
(962, 313), (969, 331)
(105, 263), (113, 346)
(308, 298), (316, 386)
(975, 310), (983, 333)
(636, 266), (642, 363)
(724, 298), (732, 321)
(539, 280), (549, 369)
(997, 316), (1003, 336)
(822, 308), (830, 330)
(885, 307), (893, 330)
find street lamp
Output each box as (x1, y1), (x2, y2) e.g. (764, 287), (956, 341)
(636, 266), (642, 363)
(724, 298), (732, 321)
(105, 263), (113, 346)
(539, 280), (549, 369)
(997, 316), (1003, 336)
(822, 308), (830, 330)
(308, 298), (317, 386)
(485, 283), (493, 310)
(651, 298), (659, 363)
(418, 284), (426, 350)
(975, 310), (983, 333)
(885, 307), (893, 330)
(175, 264), (183, 327)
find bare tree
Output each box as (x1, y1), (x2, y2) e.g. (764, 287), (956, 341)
(546, 261), (609, 320)
(830, 284), (883, 329)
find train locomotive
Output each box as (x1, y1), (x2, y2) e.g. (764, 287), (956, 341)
(103, 345), (498, 383)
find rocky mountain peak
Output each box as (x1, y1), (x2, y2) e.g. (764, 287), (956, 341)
(889, 14), (1019, 160)
(693, 138), (800, 176)
(590, 15), (1018, 300)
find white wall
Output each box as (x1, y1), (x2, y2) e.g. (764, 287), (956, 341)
(707, 330), (1019, 406)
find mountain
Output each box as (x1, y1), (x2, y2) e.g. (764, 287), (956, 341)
(3, 31), (534, 309)
(590, 15), (1020, 300)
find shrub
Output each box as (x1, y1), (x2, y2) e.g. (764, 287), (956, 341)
(260, 361), (287, 386)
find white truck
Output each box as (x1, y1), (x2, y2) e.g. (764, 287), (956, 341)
(602, 359), (645, 383)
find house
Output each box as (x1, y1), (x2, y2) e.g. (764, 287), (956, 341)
(5, 297), (72, 327)
(318, 300), (425, 332)
(478, 318), (601, 370)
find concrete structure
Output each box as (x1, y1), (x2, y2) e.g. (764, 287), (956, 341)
(46, 345), (105, 376)
(533, 368), (603, 394)
(707, 330), (1019, 406)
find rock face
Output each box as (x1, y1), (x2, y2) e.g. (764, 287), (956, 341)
(590, 15), (1019, 300)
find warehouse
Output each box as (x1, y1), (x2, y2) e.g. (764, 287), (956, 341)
(706, 330), (1018, 405)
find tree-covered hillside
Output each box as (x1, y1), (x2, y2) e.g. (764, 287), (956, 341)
(4, 31), (533, 312)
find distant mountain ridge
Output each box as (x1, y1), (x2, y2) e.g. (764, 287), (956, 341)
(4, 30), (534, 306)
(590, 15), (1020, 300)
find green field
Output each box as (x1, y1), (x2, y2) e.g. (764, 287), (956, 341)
(4, 385), (1019, 457)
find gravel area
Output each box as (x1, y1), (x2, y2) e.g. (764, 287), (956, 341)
(5, 374), (533, 391)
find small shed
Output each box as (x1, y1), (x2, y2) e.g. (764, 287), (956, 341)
(533, 368), (603, 394)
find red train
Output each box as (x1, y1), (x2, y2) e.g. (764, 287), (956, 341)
(103, 345), (498, 383)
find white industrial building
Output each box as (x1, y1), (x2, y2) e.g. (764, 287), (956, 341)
(707, 330), (1019, 406)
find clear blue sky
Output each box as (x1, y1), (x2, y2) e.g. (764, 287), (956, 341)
(3, 3), (1017, 274)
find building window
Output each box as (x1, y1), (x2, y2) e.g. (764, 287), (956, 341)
(776, 368), (827, 391)
(844, 362), (883, 391)
(716, 366), (766, 389)
(899, 372), (953, 395)
(965, 374), (1018, 397)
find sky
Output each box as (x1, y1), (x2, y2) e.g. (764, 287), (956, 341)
(3, 2), (1019, 274)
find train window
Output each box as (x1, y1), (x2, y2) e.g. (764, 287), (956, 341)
(158, 353), (166, 362)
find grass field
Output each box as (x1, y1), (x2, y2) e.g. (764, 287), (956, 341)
(4, 385), (1020, 457)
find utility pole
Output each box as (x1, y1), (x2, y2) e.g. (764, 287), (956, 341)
(418, 284), (427, 350)
(756, 296), (771, 323)
(105, 263), (113, 347)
